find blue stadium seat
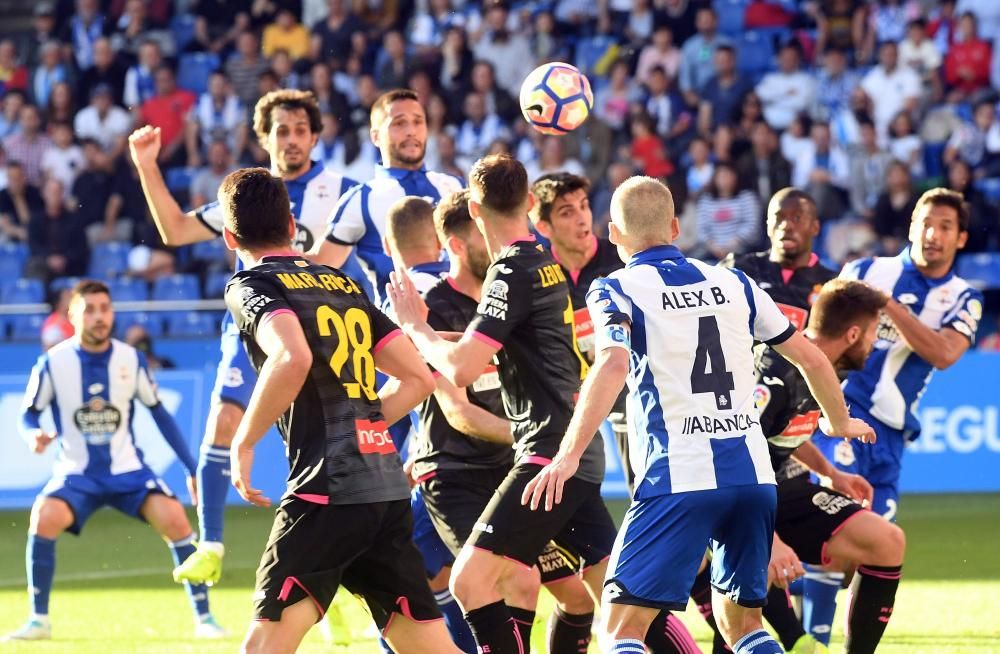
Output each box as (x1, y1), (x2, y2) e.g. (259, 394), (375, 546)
(115, 312), (164, 338)
(956, 253), (1000, 290)
(2, 278), (45, 304)
(191, 239), (228, 263)
(166, 311), (217, 337)
(9, 314), (46, 341)
(0, 254), (24, 279)
(165, 167), (195, 194)
(177, 52), (220, 95)
(152, 274), (201, 301)
(50, 277), (83, 294)
(205, 270), (231, 298)
(170, 14), (197, 52)
(974, 178), (1000, 203)
(107, 277), (150, 302)
(88, 241), (132, 280)
(736, 31), (776, 75)
(0, 241), (29, 269)
(715, 0), (748, 36)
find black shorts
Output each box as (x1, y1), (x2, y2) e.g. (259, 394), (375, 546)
(421, 467), (593, 583)
(253, 497), (442, 628)
(775, 476), (865, 566)
(466, 462), (617, 569)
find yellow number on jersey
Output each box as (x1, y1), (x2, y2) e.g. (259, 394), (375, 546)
(564, 298), (590, 380)
(316, 305), (378, 400)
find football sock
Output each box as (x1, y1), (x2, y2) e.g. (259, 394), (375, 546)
(732, 629), (783, 654)
(169, 535), (211, 617)
(197, 445), (231, 544)
(547, 606), (593, 654)
(643, 611), (701, 653)
(688, 568), (730, 653)
(465, 600), (522, 654)
(27, 535), (55, 616)
(509, 606), (535, 650)
(435, 588), (476, 653)
(843, 565), (902, 654)
(802, 566), (843, 645)
(609, 638), (647, 653)
(762, 585), (807, 650)
(787, 575), (804, 597)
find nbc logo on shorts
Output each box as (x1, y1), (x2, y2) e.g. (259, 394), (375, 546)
(355, 418), (396, 455)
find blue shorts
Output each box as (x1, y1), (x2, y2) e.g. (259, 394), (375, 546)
(41, 467), (174, 535)
(605, 484), (776, 611)
(410, 487), (453, 578)
(813, 406), (904, 521)
(210, 330), (258, 409)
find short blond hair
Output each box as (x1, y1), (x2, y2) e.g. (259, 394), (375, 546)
(610, 176), (675, 239)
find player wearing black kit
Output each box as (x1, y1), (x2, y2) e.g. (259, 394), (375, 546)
(389, 155), (617, 654)
(216, 168), (463, 654)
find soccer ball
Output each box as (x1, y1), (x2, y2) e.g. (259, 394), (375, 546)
(519, 62), (594, 135)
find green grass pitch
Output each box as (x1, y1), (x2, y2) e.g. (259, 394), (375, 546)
(0, 494), (997, 653)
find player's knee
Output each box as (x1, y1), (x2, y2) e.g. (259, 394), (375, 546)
(149, 498), (194, 541)
(548, 580), (594, 614)
(498, 566), (540, 609)
(878, 522), (906, 565)
(30, 499), (72, 538)
(207, 402), (243, 447)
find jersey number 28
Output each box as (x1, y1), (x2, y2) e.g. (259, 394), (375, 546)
(316, 306), (378, 401)
(690, 316), (735, 411)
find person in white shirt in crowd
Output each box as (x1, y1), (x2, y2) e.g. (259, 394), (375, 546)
(944, 98), (1000, 174)
(696, 161), (760, 262)
(123, 40), (162, 111)
(898, 18), (942, 83)
(792, 121), (850, 219)
(189, 140), (234, 208)
(40, 122), (83, 197)
(472, 1), (533, 98)
(887, 111), (925, 179)
(756, 42), (816, 131)
(184, 71), (247, 169)
(454, 92), (508, 172)
(73, 84), (132, 159)
(848, 118), (894, 221)
(860, 41), (921, 139)
(679, 6), (729, 106)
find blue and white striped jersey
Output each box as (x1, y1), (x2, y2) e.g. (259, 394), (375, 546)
(194, 162), (358, 333)
(588, 245), (795, 498)
(840, 248), (984, 436)
(324, 165), (463, 302)
(21, 340), (163, 478)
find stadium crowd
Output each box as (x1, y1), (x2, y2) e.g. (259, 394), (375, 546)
(0, 0), (997, 343)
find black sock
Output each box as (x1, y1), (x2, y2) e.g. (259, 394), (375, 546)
(509, 606), (535, 652)
(643, 611), (701, 653)
(548, 606), (593, 654)
(465, 600), (521, 654)
(689, 568), (731, 653)
(762, 585), (807, 650)
(844, 565), (902, 654)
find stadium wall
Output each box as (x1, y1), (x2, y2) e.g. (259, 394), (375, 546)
(0, 346), (997, 508)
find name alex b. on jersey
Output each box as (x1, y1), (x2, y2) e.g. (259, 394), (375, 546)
(661, 286), (729, 310)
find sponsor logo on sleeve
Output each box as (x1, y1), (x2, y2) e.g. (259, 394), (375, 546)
(239, 286), (274, 323)
(478, 280), (509, 320)
(753, 385), (771, 412)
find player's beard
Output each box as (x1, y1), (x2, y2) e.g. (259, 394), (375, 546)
(277, 153), (307, 177)
(389, 140), (426, 167)
(467, 246), (491, 281)
(841, 339), (870, 372)
(81, 324), (111, 348)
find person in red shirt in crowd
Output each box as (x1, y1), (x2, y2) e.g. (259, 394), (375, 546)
(41, 288), (74, 352)
(138, 65), (195, 168)
(944, 12), (992, 98)
(630, 113), (674, 179)
(0, 40), (28, 96)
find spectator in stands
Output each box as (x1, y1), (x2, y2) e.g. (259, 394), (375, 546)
(848, 118), (893, 220)
(454, 91), (507, 170)
(305, 61), (349, 118)
(184, 71), (247, 168)
(138, 66), (196, 168)
(26, 178), (88, 281)
(0, 162), (42, 243)
(679, 6), (728, 106)
(697, 44), (750, 134)
(189, 140), (233, 208)
(635, 25), (681, 88)
(696, 161), (759, 262)
(685, 136), (714, 200)
(74, 83), (132, 158)
(311, 0), (363, 63)
(656, 0), (699, 46)
(41, 287), (74, 351)
(191, 0), (250, 55)
(71, 138), (115, 245)
(375, 30), (409, 90)
(75, 37), (125, 107)
(435, 131), (465, 180)
(944, 12), (993, 99)
(595, 58), (641, 135)
(28, 42), (72, 109)
(591, 160), (632, 235)
(3, 105), (51, 186)
(957, 0), (1000, 41)
(225, 32), (270, 108)
(857, 0), (922, 64)
(644, 66), (691, 146)
(410, 0), (462, 63)
(263, 9), (311, 61)
(24, 4), (59, 69)
(0, 40), (28, 97)
(815, 0), (861, 58)
(946, 159), (994, 253)
(439, 26), (474, 94)
(311, 111), (367, 179)
(861, 41), (921, 139)
(736, 120), (791, 206)
(123, 40), (162, 110)
(811, 48), (860, 122)
(530, 11), (570, 65)
(112, 0), (175, 59)
(124, 324), (176, 369)
(792, 120), (849, 219)
(929, 0), (959, 54)
(474, 1), (534, 97)
(756, 41), (815, 131)
(945, 98), (1000, 170)
(887, 111), (925, 179)
(0, 90), (26, 140)
(467, 61), (518, 123)
(40, 122), (83, 194)
(630, 112), (673, 179)
(46, 82), (76, 125)
(625, 0), (656, 52)
(872, 159), (918, 254)
(899, 18), (942, 83)
(525, 136), (585, 182)
(62, 0), (107, 71)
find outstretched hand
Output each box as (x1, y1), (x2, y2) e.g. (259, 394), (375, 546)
(386, 268), (429, 329)
(520, 454), (579, 512)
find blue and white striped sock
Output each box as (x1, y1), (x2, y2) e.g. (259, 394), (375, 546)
(608, 637), (646, 653)
(732, 628), (783, 654)
(169, 535), (210, 618)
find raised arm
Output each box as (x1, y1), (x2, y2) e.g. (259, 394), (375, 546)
(128, 125), (217, 246)
(882, 298), (972, 370)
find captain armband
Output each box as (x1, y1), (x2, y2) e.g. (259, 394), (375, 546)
(595, 323), (631, 352)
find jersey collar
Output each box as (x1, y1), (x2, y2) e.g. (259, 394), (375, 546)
(410, 260), (449, 276)
(900, 246), (955, 287)
(627, 244), (684, 268)
(284, 161), (325, 188)
(376, 164), (428, 180)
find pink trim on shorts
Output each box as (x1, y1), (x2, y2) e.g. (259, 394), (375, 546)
(431, 370), (443, 379)
(278, 576), (326, 619)
(472, 330), (503, 350)
(373, 328), (403, 354)
(521, 455), (553, 466)
(292, 493), (330, 505)
(380, 596), (446, 636)
(857, 566), (902, 580)
(511, 617), (526, 653)
(580, 554), (611, 574)
(820, 508), (869, 566)
(541, 573), (581, 587)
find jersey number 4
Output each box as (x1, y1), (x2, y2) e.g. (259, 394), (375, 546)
(316, 306), (378, 401)
(690, 316), (735, 411)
